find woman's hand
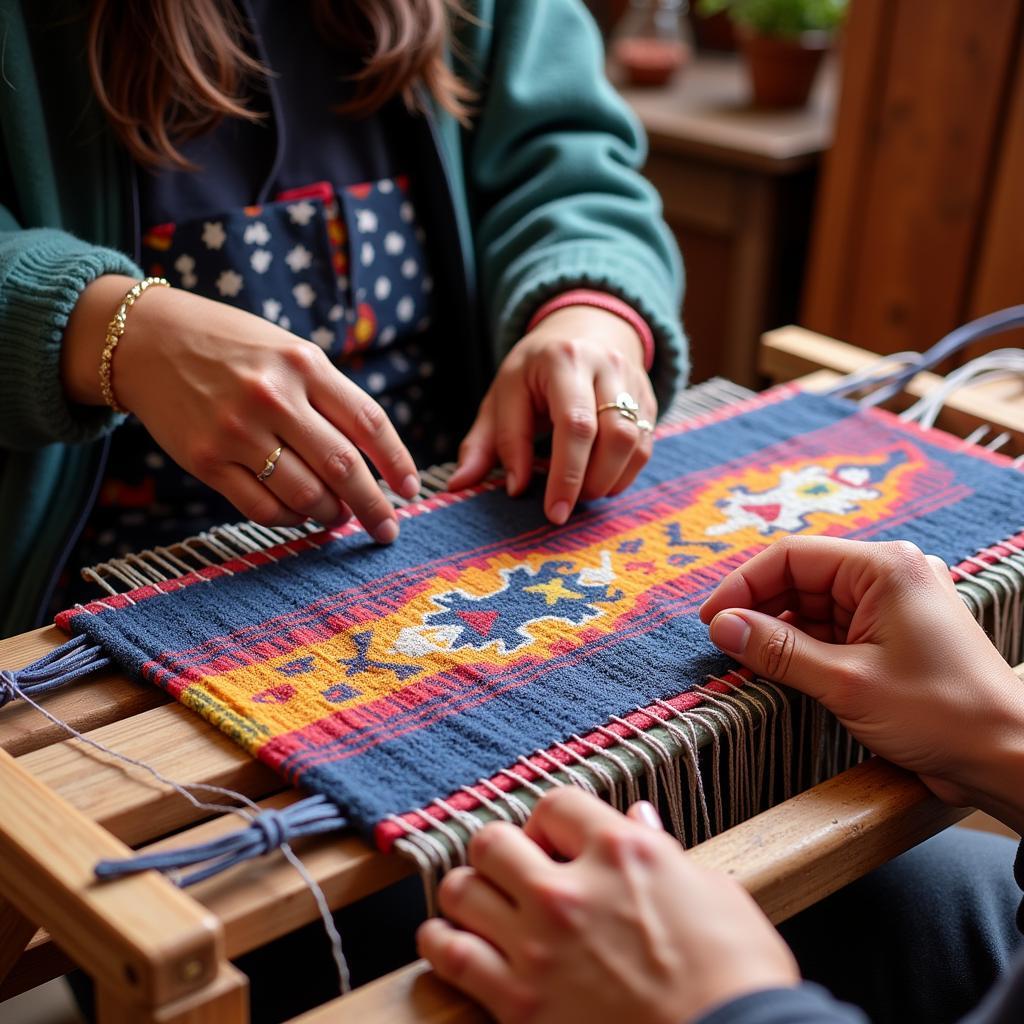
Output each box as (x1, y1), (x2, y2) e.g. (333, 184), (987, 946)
(417, 788), (798, 1024)
(448, 305), (657, 524)
(62, 276), (419, 541)
(700, 536), (1024, 831)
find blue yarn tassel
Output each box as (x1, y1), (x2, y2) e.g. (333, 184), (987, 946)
(0, 634), (110, 708)
(95, 794), (349, 886)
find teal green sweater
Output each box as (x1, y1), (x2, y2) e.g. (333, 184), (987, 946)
(0, 0), (686, 635)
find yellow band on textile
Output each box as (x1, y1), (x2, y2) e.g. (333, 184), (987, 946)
(99, 277), (170, 413)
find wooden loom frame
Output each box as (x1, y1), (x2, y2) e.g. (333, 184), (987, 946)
(0, 327), (1021, 1023)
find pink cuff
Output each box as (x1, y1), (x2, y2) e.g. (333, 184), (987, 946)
(526, 289), (655, 372)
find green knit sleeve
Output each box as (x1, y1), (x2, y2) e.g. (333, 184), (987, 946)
(0, 221), (143, 450)
(463, 0), (688, 412)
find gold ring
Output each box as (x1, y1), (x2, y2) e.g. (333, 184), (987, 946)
(256, 446), (283, 483)
(596, 391), (641, 421)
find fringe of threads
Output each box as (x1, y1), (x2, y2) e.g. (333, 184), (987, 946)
(389, 542), (1024, 907)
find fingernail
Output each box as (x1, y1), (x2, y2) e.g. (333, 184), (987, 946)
(711, 612), (750, 655)
(550, 500), (570, 525)
(373, 518), (399, 544)
(634, 801), (664, 831)
(400, 474), (420, 500)
(506, 471), (519, 495)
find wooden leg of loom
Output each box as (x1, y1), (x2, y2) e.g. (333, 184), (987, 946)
(0, 898), (37, 987)
(0, 748), (237, 1020)
(96, 963), (249, 1024)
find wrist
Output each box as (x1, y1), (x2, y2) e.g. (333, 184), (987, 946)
(951, 675), (1024, 834)
(61, 274), (139, 406)
(527, 290), (654, 370)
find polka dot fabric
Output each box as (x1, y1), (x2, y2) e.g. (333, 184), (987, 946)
(144, 176), (433, 363)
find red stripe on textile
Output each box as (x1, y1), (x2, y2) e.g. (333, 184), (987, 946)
(372, 671), (750, 852)
(56, 383), (801, 632)
(56, 477), (507, 630)
(252, 567), (752, 779)
(99, 425), (815, 672)
(867, 403), (1020, 468)
(950, 528), (1024, 581)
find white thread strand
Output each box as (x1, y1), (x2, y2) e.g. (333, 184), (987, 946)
(11, 682), (350, 993)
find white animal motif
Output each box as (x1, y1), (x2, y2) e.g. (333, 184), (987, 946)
(707, 464), (884, 536)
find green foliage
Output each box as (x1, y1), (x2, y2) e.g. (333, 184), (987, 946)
(697, 0), (847, 36)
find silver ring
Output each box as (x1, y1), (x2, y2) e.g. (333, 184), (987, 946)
(256, 445), (283, 483)
(635, 418), (654, 434)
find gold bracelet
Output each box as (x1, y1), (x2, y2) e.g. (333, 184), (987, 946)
(99, 276), (170, 413)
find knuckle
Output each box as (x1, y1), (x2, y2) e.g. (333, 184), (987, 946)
(358, 491), (391, 525)
(503, 989), (541, 1024)
(239, 494), (281, 526)
(321, 445), (359, 484)
(435, 932), (475, 982)
(354, 400), (389, 439)
(212, 409), (248, 442)
(283, 342), (321, 375)
(604, 348), (625, 372)
(517, 938), (555, 975)
(437, 866), (472, 914)
(288, 481), (325, 515)
(886, 540), (930, 577)
(593, 823), (659, 866)
(773, 534), (813, 563)
(468, 821), (509, 864)
(760, 625), (796, 681)
(560, 408), (597, 443)
(528, 875), (584, 929)
(186, 442), (220, 475)
(244, 372), (289, 413)
(559, 466), (587, 490)
(551, 337), (584, 363)
(774, 534), (803, 554)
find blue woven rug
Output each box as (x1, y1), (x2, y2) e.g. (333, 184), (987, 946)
(54, 387), (1024, 849)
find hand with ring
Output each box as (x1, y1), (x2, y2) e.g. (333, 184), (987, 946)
(78, 277), (420, 543)
(447, 305), (658, 524)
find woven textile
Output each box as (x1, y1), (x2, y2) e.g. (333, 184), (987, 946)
(56, 387), (1024, 847)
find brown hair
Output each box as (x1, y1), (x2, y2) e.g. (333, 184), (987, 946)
(86, 0), (472, 170)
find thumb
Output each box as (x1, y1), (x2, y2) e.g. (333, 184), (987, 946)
(447, 412), (496, 493)
(707, 609), (842, 701)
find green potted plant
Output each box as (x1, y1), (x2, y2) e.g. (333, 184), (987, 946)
(698, 0), (847, 107)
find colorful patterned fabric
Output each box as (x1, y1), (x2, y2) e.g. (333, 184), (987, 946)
(55, 175), (449, 611)
(56, 388), (1024, 847)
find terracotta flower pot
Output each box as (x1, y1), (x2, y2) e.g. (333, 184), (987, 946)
(738, 29), (831, 108)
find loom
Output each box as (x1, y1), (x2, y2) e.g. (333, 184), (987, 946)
(2, 312), (1023, 984)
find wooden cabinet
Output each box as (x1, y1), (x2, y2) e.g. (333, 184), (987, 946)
(803, 0), (1024, 358)
(619, 57), (836, 385)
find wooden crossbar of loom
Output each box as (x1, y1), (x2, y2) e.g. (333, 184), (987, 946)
(0, 328), (1021, 1022)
